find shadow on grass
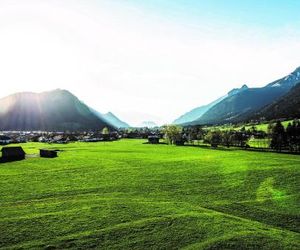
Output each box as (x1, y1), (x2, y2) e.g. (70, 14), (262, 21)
(142, 142), (168, 145)
(0, 157), (25, 164)
(184, 144), (236, 152)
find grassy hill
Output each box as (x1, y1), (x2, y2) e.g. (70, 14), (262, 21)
(0, 140), (299, 249)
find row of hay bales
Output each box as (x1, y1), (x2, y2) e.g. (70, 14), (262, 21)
(0, 147), (58, 163)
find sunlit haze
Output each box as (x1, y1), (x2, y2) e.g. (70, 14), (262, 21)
(0, 0), (300, 126)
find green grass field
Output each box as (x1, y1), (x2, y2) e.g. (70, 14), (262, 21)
(0, 140), (299, 249)
(248, 138), (271, 149)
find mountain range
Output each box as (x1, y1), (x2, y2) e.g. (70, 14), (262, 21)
(0, 89), (118, 131)
(0, 67), (299, 131)
(173, 85), (248, 125)
(139, 121), (158, 128)
(248, 80), (300, 121)
(175, 67), (300, 126)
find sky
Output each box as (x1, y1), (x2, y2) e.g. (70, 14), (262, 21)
(0, 0), (300, 126)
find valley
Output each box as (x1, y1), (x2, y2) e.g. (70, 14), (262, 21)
(1, 1), (300, 249)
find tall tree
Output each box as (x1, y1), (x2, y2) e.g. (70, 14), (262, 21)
(204, 130), (222, 148)
(162, 125), (183, 145)
(102, 127), (109, 135)
(270, 121), (287, 152)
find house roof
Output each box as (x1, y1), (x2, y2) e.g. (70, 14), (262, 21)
(1, 146), (25, 154)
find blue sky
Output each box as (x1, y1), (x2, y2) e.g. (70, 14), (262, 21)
(121, 0), (300, 28)
(0, 0), (299, 125)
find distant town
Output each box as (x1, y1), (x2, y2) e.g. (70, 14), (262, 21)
(0, 127), (162, 145)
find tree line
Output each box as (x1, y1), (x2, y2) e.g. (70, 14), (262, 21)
(162, 120), (300, 153)
(269, 120), (300, 152)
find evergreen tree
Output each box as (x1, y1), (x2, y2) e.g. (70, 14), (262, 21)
(270, 121), (287, 152)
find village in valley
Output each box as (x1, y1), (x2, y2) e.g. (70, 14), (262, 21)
(1, 118), (300, 164)
(0, 127), (162, 146)
(0, 127), (163, 162)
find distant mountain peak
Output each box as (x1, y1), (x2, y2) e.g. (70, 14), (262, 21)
(105, 112), (114, 116)
(90, 110), (129, 128)
(50, 89), (75, 97)
(267, 66), (300, 88)
(139, 121), (157, 128)
(103, 112), (130, 128)
(228, 84), (249, 96)
(191, 67), (300, 125)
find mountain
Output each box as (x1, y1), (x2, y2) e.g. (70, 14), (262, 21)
(173, 84), (248, 125)
(0, 89), (114, 131)
(227, 84), (249, 96)
(191, 67), (300, 125)
(88, 108), (130, 128)
(265, 67), (300, 88)
(139, 121), (158, 128)
(173, 96), (225, 125)
(102, 112), (130, 128)
(248, 81), (300, 121)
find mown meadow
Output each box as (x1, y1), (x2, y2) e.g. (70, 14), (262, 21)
(0, 140), (299, 249)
